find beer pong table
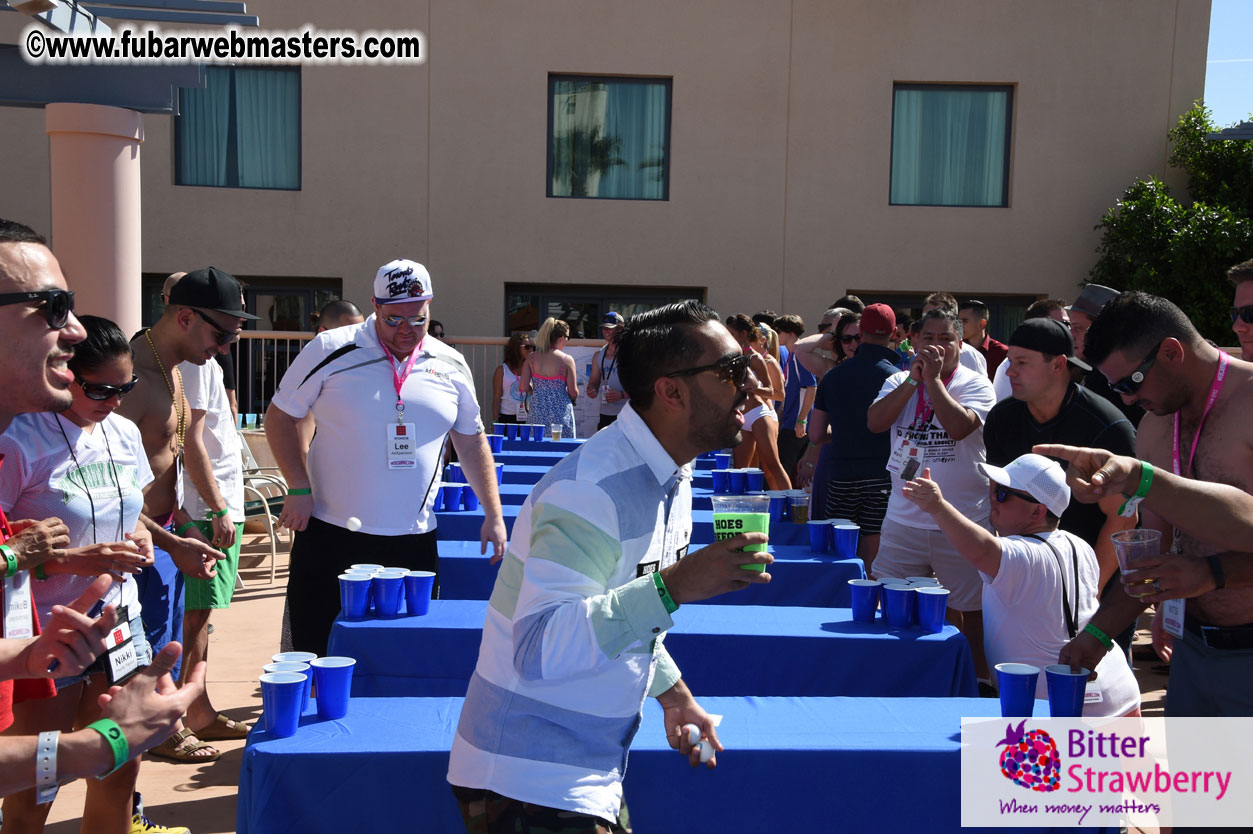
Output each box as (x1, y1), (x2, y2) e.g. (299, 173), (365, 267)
(327, 599), (977, 698)
(435, 540), (866, 607)
(236, 695), (1100, 834)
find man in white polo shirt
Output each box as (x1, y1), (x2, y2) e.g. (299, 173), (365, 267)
(867, 308), (996, 679)
(265, 259), (506, 655)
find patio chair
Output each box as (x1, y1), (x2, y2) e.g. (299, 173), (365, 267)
(239, 430), (289, 585)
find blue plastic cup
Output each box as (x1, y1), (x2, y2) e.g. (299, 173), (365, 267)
(848, 579), (881, 623)
(338, 574), (372, 621)
(260, 672), (306, 738)
(271, 651), (317, 665)
(505, 423), (520, 441)
(882, 583), (916, 628)
(404, 570), (436, 616)
(532, 424), (547, 441)
(493, 422), (507, 437)
(1045, 664), (1089, 717)
(495, 463), (504, 484)
(264, 662), (311, 712)
(441, 483), (464, 512)
(728, 469), (748, 495)
(434, 484), (445, 509)
(996, 663), (1041, 717)
(711, 469), (730, 494)
(766, 490), (789, 521)
(746, 469), (765, 492)
(462, 484), (480, 511)
(915, 587), (950, 633)
(449, 463), (464, 483)
(830, 522), (860, 559)
(348, 564), (382, 573)
(807, 519), (832, 553)
(714, 452), (732, 469)
(310, 657), (356, 721)
(487, 434), (504, 454)
(371, 574), (404, 619)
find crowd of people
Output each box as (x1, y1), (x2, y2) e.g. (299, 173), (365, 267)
(3, 206), (1253, 834)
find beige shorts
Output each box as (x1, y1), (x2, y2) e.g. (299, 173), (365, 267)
(743, 404), (777, 432)
(872, 515), (988, 611)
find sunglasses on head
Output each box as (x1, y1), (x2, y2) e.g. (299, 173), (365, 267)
(840, 333), (862, 345)
(993, 484), (1038, 505)
(76, 375), (139, 401)
(381, 313), (428, 328)
(1231, 305), (1253, 326)
(1107, 341), (1161, 395)
(192, 309), (240, 346)
(0, 289), (76, 329)
(665, 353), (751, 387)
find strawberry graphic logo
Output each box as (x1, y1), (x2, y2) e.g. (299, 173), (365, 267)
(996, 720), (1061, 792)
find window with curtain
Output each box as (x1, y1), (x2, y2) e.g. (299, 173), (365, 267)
(890, 84), (1013, 207)
(176, 66), (301, 190)
(547, 75), (671, 200)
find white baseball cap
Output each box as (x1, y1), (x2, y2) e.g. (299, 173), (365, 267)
(977, 453), (1070, 518)
(373, 259), (433, 304)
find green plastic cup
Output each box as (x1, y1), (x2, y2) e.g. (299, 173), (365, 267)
(710, 494), (770, 571)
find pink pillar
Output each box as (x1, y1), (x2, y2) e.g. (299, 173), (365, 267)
(45, 103), (145, 337)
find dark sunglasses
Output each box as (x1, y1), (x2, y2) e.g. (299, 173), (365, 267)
(839, 333), (862, 345)
(1108, 341), (1161, 395)
(0, 289), (76, 329)
(381, 313), (428, 328)
(192, 309), (240, 346)
(77, 375), (139, 401)
(665, 353), (751, 387)
(993, 485), (1038, 505)
(521, 344), (535, 351)
(1231, 305), (1253, 325)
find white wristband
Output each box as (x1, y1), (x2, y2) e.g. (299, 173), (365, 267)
(36, 730), (59, 804)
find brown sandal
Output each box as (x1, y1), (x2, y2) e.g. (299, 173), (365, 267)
(146, 728), (221, 763)
(194, 712), (251, 741)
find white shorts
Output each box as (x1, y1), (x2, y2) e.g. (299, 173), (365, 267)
(743, 404), (777, 431)
(872, 515), (989, 611)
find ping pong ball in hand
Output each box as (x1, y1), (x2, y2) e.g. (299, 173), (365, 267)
(681, 723), (701, 745)
(698, 740), (715, 763)
(346, 517), (362, 532)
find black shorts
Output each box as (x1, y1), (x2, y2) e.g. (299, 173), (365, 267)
(824, 476), (892, 535)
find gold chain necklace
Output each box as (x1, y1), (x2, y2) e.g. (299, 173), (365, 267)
(145, 329), (186, 453)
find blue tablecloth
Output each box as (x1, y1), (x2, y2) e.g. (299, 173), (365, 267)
(328, 600), (976, 698)
(436, 540), (863, 607)
(237, 695), (1095, 834)
(434, 502), (519, 541)
(498, 437), (583, 453)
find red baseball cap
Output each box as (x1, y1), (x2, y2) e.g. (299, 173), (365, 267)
(860, 303), (896, 336)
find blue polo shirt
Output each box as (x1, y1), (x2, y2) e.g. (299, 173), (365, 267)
(780, 352), (816, 430)
(813, 343), (899, 480)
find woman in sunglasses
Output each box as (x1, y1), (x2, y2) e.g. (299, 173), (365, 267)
(492, 333), (533, 423)
(0, 316), (168, 832)
(726, 315), (791, 491)
(520, 318), (578, 439)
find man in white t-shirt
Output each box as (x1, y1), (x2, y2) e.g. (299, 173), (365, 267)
(921, 292), (987, 377)
(867, 308), (996, 677)
(901, 453), (1141, 716)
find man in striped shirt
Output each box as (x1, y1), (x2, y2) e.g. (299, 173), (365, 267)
(448, 301), (772, 833)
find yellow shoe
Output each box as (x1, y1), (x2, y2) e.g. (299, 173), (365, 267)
(131, 813), (190, 834)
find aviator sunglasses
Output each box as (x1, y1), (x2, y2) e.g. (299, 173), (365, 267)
(1231, 305), (1253, 326)
(664, 353), (751, 387)
(0, 289), (75, 329)
(381, 313), (428, 328)
(192, 309), (241, 346)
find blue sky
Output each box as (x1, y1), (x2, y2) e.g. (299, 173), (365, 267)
(1205, 0), (1253, 127)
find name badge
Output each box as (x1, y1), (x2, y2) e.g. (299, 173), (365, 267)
(104, 605), (140, 685)
(886, 437), (920, 478)
(386, 423), (418, 470)
(3, 572), (34, 640)
(1083, 682), (1104, 704)
(1160, 597), (1185, 639)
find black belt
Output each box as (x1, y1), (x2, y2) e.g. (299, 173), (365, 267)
(1184, 614), (1253, 651)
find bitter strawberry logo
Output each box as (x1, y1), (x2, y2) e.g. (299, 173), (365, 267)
(997, 720), (1061, 792)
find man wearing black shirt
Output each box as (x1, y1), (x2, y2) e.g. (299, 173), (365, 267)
(984, 318), (1137, 588)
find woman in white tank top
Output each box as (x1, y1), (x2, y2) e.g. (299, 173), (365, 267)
(492, 333), (533, 422)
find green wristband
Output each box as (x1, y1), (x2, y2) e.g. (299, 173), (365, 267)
(175, 521), (198, 537)
(1117, 460), (1154, 518)
(287, 488), (312, 496)
(652, 571), (679, 615)
(85, 718), (129, 778)
(1083, 622), (1114, 651)
(206, 507), (230, 519)
(1, 545), (16, 579)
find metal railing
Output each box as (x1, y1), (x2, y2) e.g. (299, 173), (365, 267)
(234, 331), (604, 427)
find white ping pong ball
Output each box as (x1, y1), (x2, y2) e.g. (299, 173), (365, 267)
(698, 740), (715, 763)
(346, 517), (362, 532)
(681, 723), (700, 745)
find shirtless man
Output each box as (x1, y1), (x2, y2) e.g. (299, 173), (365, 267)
(1058, 291), (1253, 717)
(118, 267), (253, 760)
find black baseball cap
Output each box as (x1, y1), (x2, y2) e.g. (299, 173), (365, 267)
(169, 267), (260, 320)
(1009, 318), (1092, 372)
